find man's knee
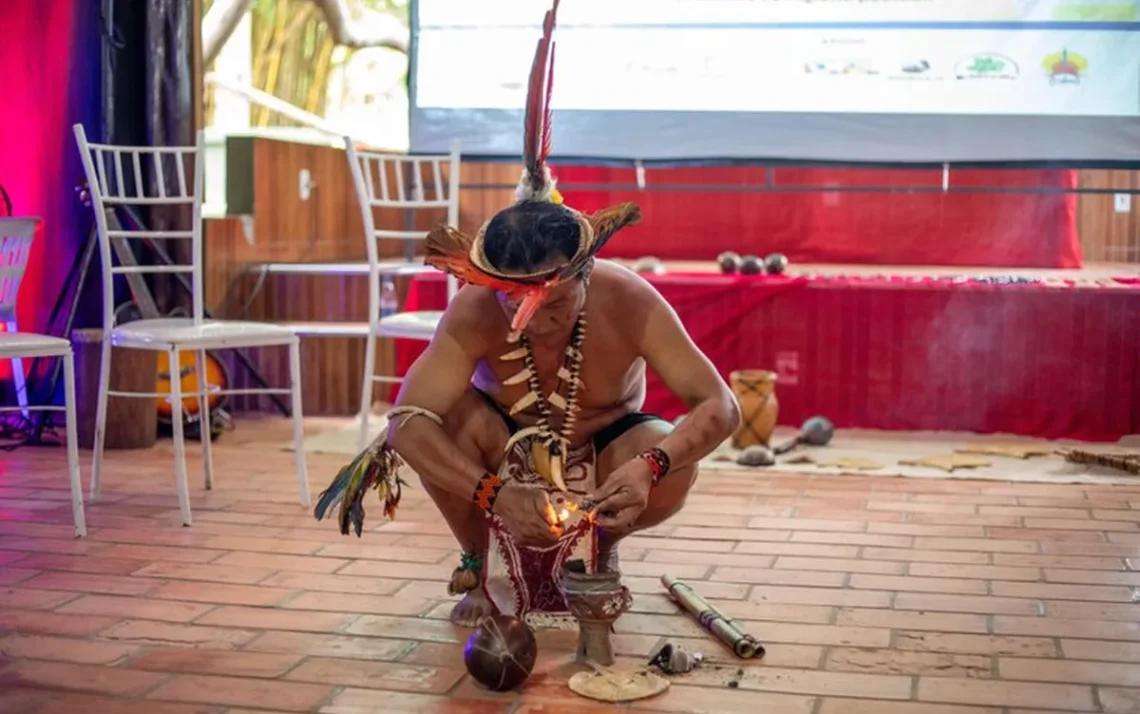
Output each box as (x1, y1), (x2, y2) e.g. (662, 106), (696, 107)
(646, 463), (697, 521)
(438, 388), (510, 475)
(595, 419), (697, 528)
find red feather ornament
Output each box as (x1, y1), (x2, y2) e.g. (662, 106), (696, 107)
(518, 0), (560, 202)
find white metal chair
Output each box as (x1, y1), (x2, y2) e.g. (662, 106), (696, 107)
(73, 124), (310, 526)
(345, 138), (460, 450)
(0, 217), (86, 537)
(0, 217), (35, 419)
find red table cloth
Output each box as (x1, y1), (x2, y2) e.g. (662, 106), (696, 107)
(396, 272), (1140, 442)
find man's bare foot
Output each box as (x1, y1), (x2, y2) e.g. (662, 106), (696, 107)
(449, 588), (497, 627)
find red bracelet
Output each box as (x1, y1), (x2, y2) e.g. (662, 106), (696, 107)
(638, 447), (671, 485)
(473, 473), (503, 512)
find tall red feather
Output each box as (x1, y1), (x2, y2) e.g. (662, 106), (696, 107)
(521, 0), (560, 198)
(541, 41), (556, 166)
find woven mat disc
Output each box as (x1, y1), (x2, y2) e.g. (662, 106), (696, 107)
(568, 669), (669, 702)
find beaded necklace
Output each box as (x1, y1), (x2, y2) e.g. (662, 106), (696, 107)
(500, 313), (587, 492)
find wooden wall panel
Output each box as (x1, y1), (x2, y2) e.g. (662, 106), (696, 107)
(202, 138), (1139, 417)
(1077, 170), (1140, 264)
(203, 137), (453, 416)
(219, 271), (403, 415)
(455, 160), (517, 238)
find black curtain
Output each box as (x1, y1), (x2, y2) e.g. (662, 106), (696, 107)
(105, 0), (195, 314)
(145, 0), (194, 149)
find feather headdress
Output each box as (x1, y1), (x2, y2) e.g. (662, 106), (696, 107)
(424, 0), (641, 339)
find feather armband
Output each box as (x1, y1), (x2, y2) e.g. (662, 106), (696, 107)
(312, 407), (443, 537)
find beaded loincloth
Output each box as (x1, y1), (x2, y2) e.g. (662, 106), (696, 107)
(481, 436), (598, 630)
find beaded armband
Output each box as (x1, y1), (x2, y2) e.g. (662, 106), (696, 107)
(473, 473), (503, 512)
(638, 447), (671, 486)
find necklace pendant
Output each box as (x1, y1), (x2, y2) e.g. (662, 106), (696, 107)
(531, 436), (569, 493)
(509, 390), (539, 416)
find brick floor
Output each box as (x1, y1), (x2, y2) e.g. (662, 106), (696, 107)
(1, 418), (1139, 713)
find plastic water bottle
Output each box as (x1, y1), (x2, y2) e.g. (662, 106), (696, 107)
(380, 275), (398, 318)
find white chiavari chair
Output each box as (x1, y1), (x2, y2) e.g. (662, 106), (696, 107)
(0, 215), (35, 418)
(345, 139), (460, 450)
(73, 124), (310, 526)
(0, 217), (86, 536)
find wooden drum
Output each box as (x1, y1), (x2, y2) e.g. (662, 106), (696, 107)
(72, 329), (158, 450)
(730, 370), (779, 449)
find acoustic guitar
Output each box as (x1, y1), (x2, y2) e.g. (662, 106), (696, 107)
(155, 350), (228, 419)
(78, 180), (230, 432)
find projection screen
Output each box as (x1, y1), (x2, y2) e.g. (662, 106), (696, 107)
(409, 0), (1140, 166)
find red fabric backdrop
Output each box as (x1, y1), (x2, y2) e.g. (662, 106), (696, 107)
(0, 0), (100, 381)
(549, 166), (1081, 269)
(401, 273), (1140, 442)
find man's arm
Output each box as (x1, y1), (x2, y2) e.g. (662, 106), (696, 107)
(633, 279), (740, 469)
(386, 293), (491, 500)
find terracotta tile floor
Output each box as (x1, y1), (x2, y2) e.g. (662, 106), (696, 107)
(2, 418), (1140, 713)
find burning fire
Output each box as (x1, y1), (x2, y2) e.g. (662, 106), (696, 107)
(546, 499), (597, 537)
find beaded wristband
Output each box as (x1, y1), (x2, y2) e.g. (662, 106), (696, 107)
(472, 473), (503, 512)
(458, 551), (484, 572)
(638, 447), (671, 486)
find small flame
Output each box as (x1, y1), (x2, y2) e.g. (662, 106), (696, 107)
(558, 508), (570, 522)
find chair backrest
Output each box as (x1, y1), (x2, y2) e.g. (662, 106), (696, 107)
(72, 124), (205, 328)
(344, 138), (461, 305)
(0, 217), (38, 322)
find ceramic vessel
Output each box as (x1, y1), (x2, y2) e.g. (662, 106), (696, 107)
(730, 370), (779, 449)
(560, 568), (632, 666)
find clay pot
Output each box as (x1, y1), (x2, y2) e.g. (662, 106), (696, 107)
(730, 370), (779, 449)
(560, 568), (632, 666)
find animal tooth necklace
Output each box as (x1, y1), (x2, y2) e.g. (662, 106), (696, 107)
(500, 313), (587, 492)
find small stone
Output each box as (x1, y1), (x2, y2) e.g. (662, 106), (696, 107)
(632, 256), (666, 275)
(648, 642), (703, 674)
(736, 445), (775, 467)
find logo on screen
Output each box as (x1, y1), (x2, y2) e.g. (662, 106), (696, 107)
(804, 59), (878, 76)
(954, 54), (1019, 80)
(890, 59), (941, 82)
(1043, 49), (1088, 85)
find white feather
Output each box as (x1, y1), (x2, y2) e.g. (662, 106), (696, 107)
(515, 166), (558, 202)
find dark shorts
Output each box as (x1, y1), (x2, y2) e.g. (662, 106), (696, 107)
(474, 388), (667, 455)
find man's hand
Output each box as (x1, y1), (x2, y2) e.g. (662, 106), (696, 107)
(493, 484), (561, 546)
(590, 458), (654, 534)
